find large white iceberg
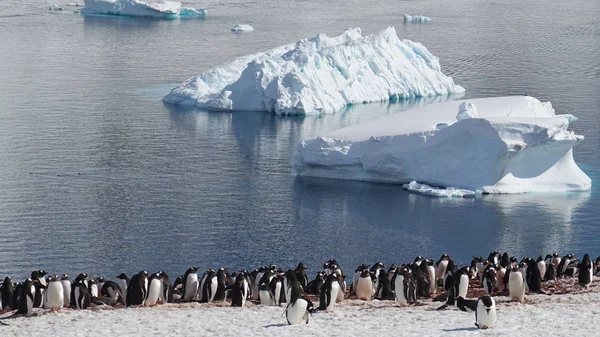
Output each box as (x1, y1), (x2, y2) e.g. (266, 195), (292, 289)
(293, 96), (592, 194)
(82, 0), (206, 18)
(163, 27), (464, 115)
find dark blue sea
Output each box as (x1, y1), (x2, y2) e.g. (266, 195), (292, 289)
(0, 0), (598, 279)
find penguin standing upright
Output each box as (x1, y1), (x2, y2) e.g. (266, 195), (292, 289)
(145, 273), (163, 306)
(31, 270), (47, 308)
(355, 269), (373, 301)
(214, 268), (229, 301)
(88, 278), (98, 298)
(305, 272), (326, 296)
(157, 271), (173, 304)
(126, 271), (149, 307)
(1, 277), (14, 310)
(200, 269), (217, 303)
(259, 282), (276, 306)
(557, 253), (574, 277)
(424, 260), (436, 295)
(454, 267), (469, 301)
(17, 278), (35, 315)
(544, 263), (557, 282)
(536, 256), (547, 281)
(182, 267), (199, 302)
(350, 264), (369, 295)
(72, 278), (91, 309)
(394, 267), (416, 306)
(508, 267), (525, 303)
(435, 254), (450, 286)
(377, 271), (395, 300)
(483, 267), (498, 295)
(525, 258), (541, 292)
(295, 263), (308, 290)
(269, 275), (283, 305)
(475, 295), (497, 329)
(579, 254), (593, 288)
(115, 274), (129, 302)
(412, 262), (430, 299)
(226, 273), (247, 307)
(60, 275), (71, 308)
(319, 273), (340, 311)
(44, 275), (64, 311)
(285, 297), (315, 325)
(283, 269), (303, 305)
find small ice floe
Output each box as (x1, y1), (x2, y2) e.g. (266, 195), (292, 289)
(49, 4), (63, 11)
(404, 14), (431, 23)
(402, 181), (476, 198)
(231, 24), (254, 32)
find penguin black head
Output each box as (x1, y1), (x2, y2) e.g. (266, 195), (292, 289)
(295, 263), (307, 272)
(75, 273), (88, 282)
(359, 269), (370, 278)
(61, 274), (69, 280)
(186, 267), (199, 273)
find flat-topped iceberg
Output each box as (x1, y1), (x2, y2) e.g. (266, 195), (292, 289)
(82, 0), (206, 18)
(404, 14), (431, 23)
(293, 96), (592, 194)
(163, 27), (464, 115)
(231, 24), (254, 32)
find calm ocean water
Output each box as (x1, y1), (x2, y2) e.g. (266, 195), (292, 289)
(0, 0), (598, 279)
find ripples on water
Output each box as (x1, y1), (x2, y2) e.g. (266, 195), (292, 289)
(0, 0), (598, 279)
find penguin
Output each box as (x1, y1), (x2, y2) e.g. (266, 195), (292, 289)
(595, 257), (600, 277)
(475, 295), (497, 329)
(525, 258), (541, 292)
(115, 274), (129, 301)
(469, 258), (479, 280)
(200, 269), (217, 303)
(258, 282), (276, 306)
(551, 253), (561, 271)
(351, 264), (367, 295)
(536, 256), (547, 281)
(101, 281), (124, 304)
(283, 269), (303, 305)
(412, 262), (430, 299)
(557, 253), (574, 277)
(31, 270), (47, 308)
(126, 271), (148, 307)
(482, 267), (498, 295)
(305, 272), (326, 296)
(172, 276), (184, 300)
(242, 270), (252, 301)
(456, 296), (478, 312)
(70, 273), (88, 308)
(88, 278), (98, 298)
(269, 275), (283, 305)
(295, 263), (308, 290)
(145, 273), (163, 306)
(443, 259), (457, 292)
(435, 254), (450, 286)
(487, 251), (500, 266)
(226, 273), (247, 307)
(182, 267), (199, 302)
(72, 279), (91, 309)
(319, 273), (340, 311)
(285, 297), (315, 325)
(17, 278), (35, 315)
(496, 266), (506, 291)
(214, 268), (229, 301)
(355, 269), (373, 301)
(1, 277), (14, 310)
(369, 262), (385, 294)
(60, 274), (71, 308)
(157, 271), (173, 303)
(44, 275), (64, 311)
(544, 262), (557, 282)
(454, 266), (469, 300)
(335, 271), (346, 303)
(578, 254), (593, 288)
(508, 267), (525, 303)
(251, 266), (266, 300)
(500, 252), (510, 268)
(377, 271), (395, 300)
(394, 267), (416, 306)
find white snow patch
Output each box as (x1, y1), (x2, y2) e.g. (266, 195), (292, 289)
(456, 101), (478, 121)
(81, 0), (206, 18)
(231, 24), (254, 32)
(404, 14), (431, 23)
(403, 181), (477, 197)
(163, 27), (464, 115)
(294, 96), (592, 194)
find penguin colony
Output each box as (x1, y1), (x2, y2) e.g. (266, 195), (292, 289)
(0, 252), (597, 329)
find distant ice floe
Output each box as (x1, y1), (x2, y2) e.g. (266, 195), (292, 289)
(81, 0), (206, 18)
(49, 4), (64, 11)
(163, 27), (464, 115)
(404, 14), (431, 23)
(403, 181), (476, 198)
(294, 96), (592, 195)
(231, 24), (254, 32)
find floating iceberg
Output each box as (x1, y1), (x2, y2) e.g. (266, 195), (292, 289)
(403, 181), (476, 197)
(163, 27), (464, 115)
(404, 14), (431, 23)
(231, 24), (254, 32)
(293, 96), (592, 194)
(81, 0), (206, 18)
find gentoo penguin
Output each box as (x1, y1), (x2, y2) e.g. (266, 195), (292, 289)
(551, 253), (561, 271)
(455, 266), (469, 300)
(72, 279), (91, 309)
(305, 272), (326, 296)
(157, 271), (173, 303)
(60, 274), (71, 308)
(251, 266), (267, 300)
(259, 282), (276, 306)
(283, 269), (303, 305)
(456, 296), (478, 312)
(285, 297), (315, 325)
(579, 254), (593, 288)
(101, 281), (124, 304)
(536, 256), (547, 281)
(172, 276), (183, 300)
(355, 269), (373, 301)
(44, 275), (64, 311)
(508, 267), (525, 303)
(443, 259), (457, 292)
(269, 275), (283, 305)
(214, 268), (229, 301)
(350, 264), (368, 295)
(200, 269), (218, 303)
(435, 254), (450, 286)
(487, 251), (500, 266)
(70, 273), (88, 308)
(500, 252), (510, 269)
(31, 270), (47, 308)
(525, 258), (541, 292)
(227, 273), (247, 307)
(370, 262), (385, 294)
(17, 278), (35, 315)
(411, 262), (429, 299)
(557, 253), (574, 277)
(377, 271), (395, 300)
(475, 295), (497, 329)
(469, 258), (479, 280)
(182, 267), (199, 302)
(482, 267), (498, 295)
(544, 262), (557, 282)
(595, 257), (600, 276)
(295, 263), (308, 290)
(145, 273), (163, 306)
(394, 267), (416, 306)
(88, 278), (99, 298)
(424, 259), (437, 295)
(1, 277), (14, 310)
(126, 271), (149, 307)
(115, 274), (129, 301)
(319, 273), (340, 311)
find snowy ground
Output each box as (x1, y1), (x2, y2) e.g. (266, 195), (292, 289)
(2, 285), (600, 336)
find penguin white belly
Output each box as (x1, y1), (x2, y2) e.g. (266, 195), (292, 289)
(508, 271), (525, 302)
(458, 274), (469, 298)
(252, 273), (264, 300)
(26, 294), (34, 314)
(537, 262), (546, 281)
(45, 282), (64, 310)
(286, 299), (309, 325)
(328, 281), (340, 310)
(427, 266), (436, 294)
(394, 276), (407, 306)
(117, 280), (128, 301)
(496, 268), (506, 291)
(90, 284), (99, 298)
(145, 279), (162, 306)
(336, 280), (344, 302)
(259, 290), (274, 306)
(184, 274), (198, 301)
(436, 261), (448, 281)
(61, 281), (71, 307)
(208, 278), (218, 303)
(274, 282), (282, 304)
(355, 277), (373, 301)
(283, 278), (291, 304)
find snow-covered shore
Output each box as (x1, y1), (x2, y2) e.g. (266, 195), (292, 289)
(1, 290), (599, 336)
